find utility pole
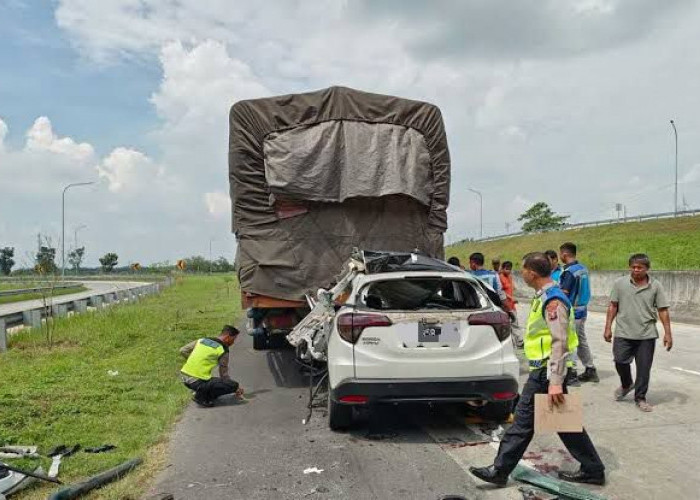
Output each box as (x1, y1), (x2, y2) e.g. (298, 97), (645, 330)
(209, 238), (213, 274)
(670, 120), (678, 215)
(468, 188), (483, 239)
(62, 182), (95, 278)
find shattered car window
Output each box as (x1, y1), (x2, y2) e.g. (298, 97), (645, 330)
(361, 278), (488, 311)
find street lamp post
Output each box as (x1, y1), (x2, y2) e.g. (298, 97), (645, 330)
(670, 120), (678, 215)
(62, 182), (95, 278)
(468, 188), (483, 239)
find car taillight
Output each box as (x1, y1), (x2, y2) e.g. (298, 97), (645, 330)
(339, 395), (369, 404)
(468, 311), (511, 341)
(337, 313), (392, 344)
(492, 391), (517, 401)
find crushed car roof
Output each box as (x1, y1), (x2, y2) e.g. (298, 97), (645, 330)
(361, 250), (460, 275)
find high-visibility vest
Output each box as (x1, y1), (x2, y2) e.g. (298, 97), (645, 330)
(181, 338), (226, 380)
(524, 285), (578, 370)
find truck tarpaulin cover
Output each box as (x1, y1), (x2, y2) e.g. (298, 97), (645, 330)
(230, 86), (450, 301)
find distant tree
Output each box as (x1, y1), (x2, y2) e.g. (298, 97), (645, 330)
(35, 245), (57, 274)
(185, 255), (210, 273)
(0, 247), (15, 276)
(518, 202), (569, 233)
(99, 252), (119, 273)
(68, 247), (85, 275)
(212, 256), (234, 273)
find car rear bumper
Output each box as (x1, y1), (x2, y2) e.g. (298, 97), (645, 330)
(331, 376), (519, 404)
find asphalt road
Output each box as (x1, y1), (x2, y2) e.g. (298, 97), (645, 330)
(0, 280), (149, 316)
(149, 309), (700, 500)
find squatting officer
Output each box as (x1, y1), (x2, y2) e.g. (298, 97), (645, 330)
(180, 325), (244, 407)
(469, 252), (605, 487)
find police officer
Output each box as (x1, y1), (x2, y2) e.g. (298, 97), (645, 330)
(470, 252), (605, 487)
(180, 325), (244, 407)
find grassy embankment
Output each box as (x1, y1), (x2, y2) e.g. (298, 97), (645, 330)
(0, 275), (239, 499)
(447, 215), (700, 270)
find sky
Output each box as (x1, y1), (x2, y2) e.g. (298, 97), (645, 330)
(2, 0), (700, 267)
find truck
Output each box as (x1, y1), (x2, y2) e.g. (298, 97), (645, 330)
(228, 86), (451, 349)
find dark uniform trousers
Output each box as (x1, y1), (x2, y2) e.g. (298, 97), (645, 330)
(185, 377), (238, 402)
(494, 368), (605, 474)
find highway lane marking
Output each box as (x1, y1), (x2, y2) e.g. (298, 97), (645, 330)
(672, 367), (700, 377)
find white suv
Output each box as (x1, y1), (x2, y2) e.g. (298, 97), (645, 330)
(326, 260), (520, 430)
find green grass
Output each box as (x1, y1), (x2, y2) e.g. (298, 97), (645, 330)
(0, 282), (45, 291)
(448, 215), (700, 270)
(0, 275), (240, 499)
(0, 286), (87, 305)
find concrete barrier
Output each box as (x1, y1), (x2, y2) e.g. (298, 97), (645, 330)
(73, 299), (88, 313)
(512, 270), (700, 324)
(22, 309), (41, 328)
(52, 304), (68, 318)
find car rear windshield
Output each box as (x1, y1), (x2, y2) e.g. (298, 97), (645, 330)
(360, 278), (488, 311)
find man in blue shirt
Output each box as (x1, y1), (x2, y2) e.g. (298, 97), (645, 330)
(559, 242), (598, 383)
(546, 250), (562, 283)
(469, 252), (509, 308)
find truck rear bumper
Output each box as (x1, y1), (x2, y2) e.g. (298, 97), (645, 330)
(330, 376), (518, 404)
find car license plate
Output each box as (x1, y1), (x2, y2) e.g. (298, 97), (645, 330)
(418, 322), (442, 342)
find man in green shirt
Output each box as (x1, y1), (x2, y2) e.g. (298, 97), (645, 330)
(180, 325), (244, 407)
(604, 254), (673, 412)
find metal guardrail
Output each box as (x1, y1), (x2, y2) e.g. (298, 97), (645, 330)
(0, 277), (174, 352)
(0, 282), (81, 297)
(455, 208), (700, 245)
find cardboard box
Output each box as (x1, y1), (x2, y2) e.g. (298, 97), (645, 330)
(534, 393), (583, 434)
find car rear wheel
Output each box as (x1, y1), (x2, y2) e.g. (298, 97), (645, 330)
(328, 397), (353, 431)
(480, 401), (514, 423)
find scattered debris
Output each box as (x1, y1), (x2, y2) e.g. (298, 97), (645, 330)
(512, 465), (607, 500)
(84, 445), (116, 454)
(303, 467), (324, 475)
(48, 445), (81, 478)
(491, 425), (505, 442)
(518, 485), (559, 500)
(0, 446), (39, 459)
(0, 462), (61, 485)
(107, 370), (119, 377)
(0, 466), (50, 496)
(47, 458), (142, 500)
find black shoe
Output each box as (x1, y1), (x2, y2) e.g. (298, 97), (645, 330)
(193, 395), (214, 407)
(558, 468), (605, 486)
(565, 369), (581, 387)
(577, 367), (600, 383)
(469, 465), (509, 487)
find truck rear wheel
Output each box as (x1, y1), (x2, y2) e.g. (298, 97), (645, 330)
(253, 333), (269, 350)
(328, 398), (353, 431)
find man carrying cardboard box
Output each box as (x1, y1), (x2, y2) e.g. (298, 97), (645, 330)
(469, 252), (605, 487)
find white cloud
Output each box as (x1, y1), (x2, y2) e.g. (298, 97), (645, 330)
(25, 116), (95, 162)
(151, 40), (269, 139)
(204, 191), (230, 218)
(96, 147), (162, 193)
